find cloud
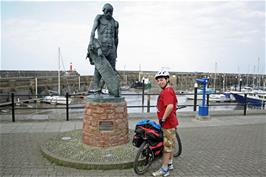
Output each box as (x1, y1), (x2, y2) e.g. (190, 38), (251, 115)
(2, 16), (89, 70)
(1, 1), (265, 74)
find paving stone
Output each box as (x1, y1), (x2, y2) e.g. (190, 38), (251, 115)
(0, 114), (265, 176)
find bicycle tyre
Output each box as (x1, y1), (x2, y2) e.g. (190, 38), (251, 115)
(133, 141), (154, 175)
(173, 130), (182, 157)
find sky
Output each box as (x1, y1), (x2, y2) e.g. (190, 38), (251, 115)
(1, 0), (265, 75)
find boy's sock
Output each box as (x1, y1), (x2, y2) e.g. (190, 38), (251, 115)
(162, 164), (168, 171)
(168, 160), (174, 170)
(168, 159), (173, 165)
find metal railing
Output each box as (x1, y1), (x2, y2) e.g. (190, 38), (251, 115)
(1, 90), (265, 122)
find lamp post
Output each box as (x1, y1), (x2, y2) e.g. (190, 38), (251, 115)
(207, 76), (211, 91)
(235, 76), (238, 91)
(222, 75), (225, 92)
(172, 74), (177, 89)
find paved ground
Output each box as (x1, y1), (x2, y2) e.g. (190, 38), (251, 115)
(0, 114), (265, 177)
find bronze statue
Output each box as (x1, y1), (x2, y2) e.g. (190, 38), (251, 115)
(86, 3), (120, 97)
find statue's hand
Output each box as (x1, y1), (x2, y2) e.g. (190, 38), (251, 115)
(88, 41), (94, 51)
(88, 45), (93, 51)
(86, 52), (89, 60)
(86, 53), (94, 65)
(97, 49), (103, 57)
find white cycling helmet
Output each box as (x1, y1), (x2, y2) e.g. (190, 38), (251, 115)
(155, 70), (170, 80)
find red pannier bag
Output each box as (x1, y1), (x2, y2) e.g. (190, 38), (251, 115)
(132, 119), (163, 148)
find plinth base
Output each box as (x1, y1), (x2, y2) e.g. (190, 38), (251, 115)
(83, 95), (129, 147)
(41, 129), (137, 170)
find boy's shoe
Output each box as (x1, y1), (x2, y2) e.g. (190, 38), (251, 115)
(152, 168), (169, 177)
(168, 163), (174, 170)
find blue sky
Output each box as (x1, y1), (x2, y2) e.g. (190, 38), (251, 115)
(1, 0), (265, 75)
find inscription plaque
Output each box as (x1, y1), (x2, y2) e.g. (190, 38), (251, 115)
(99, 121), (113, 131)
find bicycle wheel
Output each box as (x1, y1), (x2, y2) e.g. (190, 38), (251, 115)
(133, 141), (154, 175)
(173, 130), (182, 157)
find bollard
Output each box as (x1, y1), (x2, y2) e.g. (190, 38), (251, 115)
(11, 93), (15, 122)
(66, 92), (69, 121)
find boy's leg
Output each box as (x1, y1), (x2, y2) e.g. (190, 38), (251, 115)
(168, 152), (174, 170)
(152, 128), (175, 176)
(164, 129), (176, 169)
(162, 152), (171, 168)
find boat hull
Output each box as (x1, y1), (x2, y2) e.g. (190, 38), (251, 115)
(231, 92), (265, 107)
(41, 96), (72, 105)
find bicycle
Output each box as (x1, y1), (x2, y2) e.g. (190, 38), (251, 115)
(132, 120), (182, 175)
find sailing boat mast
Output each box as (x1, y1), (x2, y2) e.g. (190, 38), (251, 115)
(214, 61), (217, 92)
(58, 47), (61, 95)
(138, 64), (141, 81)
(257, 57), (260, 88)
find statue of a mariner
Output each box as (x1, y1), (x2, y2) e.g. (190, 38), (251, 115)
(86, 3), (120, 97)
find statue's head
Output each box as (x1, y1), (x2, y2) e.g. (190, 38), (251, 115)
(102, 3), (113, 20)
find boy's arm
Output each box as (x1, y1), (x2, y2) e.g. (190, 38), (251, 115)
(162, 104), (173, 122)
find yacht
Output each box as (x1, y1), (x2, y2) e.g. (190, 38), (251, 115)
(231, 87), (266, 107)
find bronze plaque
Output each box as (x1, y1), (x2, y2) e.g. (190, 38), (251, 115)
(99, 121), (113, 131)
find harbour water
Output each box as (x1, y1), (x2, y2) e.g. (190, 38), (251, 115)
(123, 92), (238, 113)
(0, 90), (241, 121)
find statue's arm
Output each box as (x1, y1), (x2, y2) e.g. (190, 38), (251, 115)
(90, 15), (101, 44)
(114, 21), (119, 49)
(87, 15), (101, 60)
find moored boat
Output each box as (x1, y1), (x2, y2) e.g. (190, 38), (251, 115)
(209, 94), (232, 102)
(41, 95), (72, 105)
(186, 88), (215, 100)
(231, 90), (266, 107)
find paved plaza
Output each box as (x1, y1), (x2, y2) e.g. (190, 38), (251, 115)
(0, 114), (265, 177)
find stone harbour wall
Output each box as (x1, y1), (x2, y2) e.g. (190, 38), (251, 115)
(0, 70), (265, 100)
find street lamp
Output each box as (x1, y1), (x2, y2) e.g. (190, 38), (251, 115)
(235, 76), (238, 91)
(222, 75), (225, 92)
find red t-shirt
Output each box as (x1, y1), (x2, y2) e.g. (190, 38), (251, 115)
(157, 87), (179, 128)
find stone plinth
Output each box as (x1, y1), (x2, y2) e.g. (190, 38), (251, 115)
(82, 95), (129, 147)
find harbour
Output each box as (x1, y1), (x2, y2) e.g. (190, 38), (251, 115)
(1, 1), (266, 176)
(1, 89), (264, 123)
(1, 69), (265, 123)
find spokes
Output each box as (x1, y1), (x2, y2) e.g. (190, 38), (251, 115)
(134, 142), (154, 175)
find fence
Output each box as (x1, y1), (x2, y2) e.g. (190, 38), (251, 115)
(0, 90), (264, 122)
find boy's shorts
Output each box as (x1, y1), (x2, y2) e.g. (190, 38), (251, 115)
(162, 128), (176, 153)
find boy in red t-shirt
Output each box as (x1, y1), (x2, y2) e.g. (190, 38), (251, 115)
(152, 70), (179, 177)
